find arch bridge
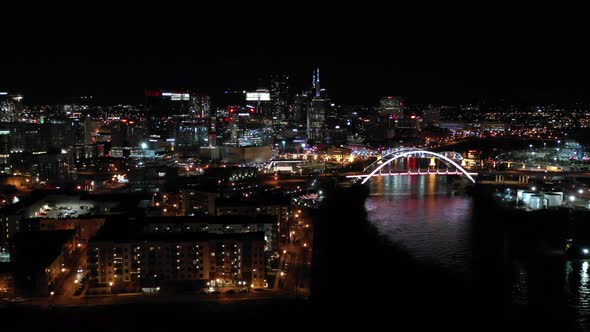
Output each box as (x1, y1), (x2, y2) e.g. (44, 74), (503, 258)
(347, 148), (477, 184)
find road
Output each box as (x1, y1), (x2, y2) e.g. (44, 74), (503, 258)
(10, 289), (295, 309)
(275, 208), (313, 298)
(51, 245), (87, 304)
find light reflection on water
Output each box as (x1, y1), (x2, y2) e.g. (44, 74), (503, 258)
(365, 175), (590, 329)
(365, 175), (473, 275)
(511, 262), (529, 306)
(566, 260), (590, 330)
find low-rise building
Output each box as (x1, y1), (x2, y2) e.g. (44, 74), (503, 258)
(140, 215), (278, 252)
(22, 217), (106, 242)
(0, 262), (15, 295)
(10, 230), (75, 296)
(88, 223), (266, 292)
(216, 200), (290, 247)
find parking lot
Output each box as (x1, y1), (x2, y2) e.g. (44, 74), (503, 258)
(34, 203), (93, 219)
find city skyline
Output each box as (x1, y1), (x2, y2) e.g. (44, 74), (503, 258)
(3, 4), (590, 331)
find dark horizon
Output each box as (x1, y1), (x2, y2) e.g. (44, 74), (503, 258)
(4, 60), (590, 107)
(2, 3), (590, 106)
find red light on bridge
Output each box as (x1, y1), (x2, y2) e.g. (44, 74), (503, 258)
(145, 90), (161, 97)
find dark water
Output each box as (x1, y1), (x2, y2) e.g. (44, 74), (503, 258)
(366, 175), (473, 275)
(366, 175), (590, 331)
(566, 260), (590, 330)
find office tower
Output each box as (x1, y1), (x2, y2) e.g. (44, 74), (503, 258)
(0, 130), (9, 171)
(269, 74), (291, 125)
(0, 92), (23, 123)
(144, 90), (191, 138)
(306, 68), (330, 141)
(379, 96), (405, 119)
(312, 67), (321, 97)
(293, 93), (309, 126)
(190, 93), (211, 119)
(245, 89), (272, 122)
(177, 120), (210, 147)
(307, 97), (329, 141)
(422, 106), (441, 127)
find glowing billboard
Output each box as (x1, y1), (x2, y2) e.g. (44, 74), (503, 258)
(246, 92), (270, 101)
(162, 92), (190, 101)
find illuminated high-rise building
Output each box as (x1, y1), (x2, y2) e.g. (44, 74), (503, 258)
(190, 93), (211, 119)
(0, 92), (23, 123)
(379, 96), (404, 119)
(269, 74), (291, 125)
(177, 120), (210, 147)
(312, 67), (321, 97)
(144, 90), (191, 138)
(0, 130), (9, 172)
(293, 93), (309, 126)
(422, 106), (441, 127)
(307, 97), (329, 141)
(306, 68), (330, 141)
(245, 89), (272, 122)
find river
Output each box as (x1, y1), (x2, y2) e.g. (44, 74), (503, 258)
(365, 175), (473, 275)
(364, 174), (590, 330)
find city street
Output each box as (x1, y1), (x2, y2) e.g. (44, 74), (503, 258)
(52, 246), (88, 303)
(11, 288), (295, 309)
(276, 208), (313, 297)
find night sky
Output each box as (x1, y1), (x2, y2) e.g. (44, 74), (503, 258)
(2, 3), (589, 106)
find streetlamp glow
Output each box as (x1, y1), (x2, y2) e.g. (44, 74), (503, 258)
(141, 142), (148, 150)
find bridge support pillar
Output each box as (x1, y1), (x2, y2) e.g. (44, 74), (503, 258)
(518, 175), (529, 184)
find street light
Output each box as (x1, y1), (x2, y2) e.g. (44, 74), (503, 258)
(141, 142), (148, 150)
(282, 140), (286, 154)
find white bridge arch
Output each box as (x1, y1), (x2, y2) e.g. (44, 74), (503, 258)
(359, 149), (476, 184)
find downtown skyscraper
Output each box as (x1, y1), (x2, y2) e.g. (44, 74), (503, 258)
(307, 68), (330, 142)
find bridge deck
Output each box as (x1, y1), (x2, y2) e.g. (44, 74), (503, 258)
(346, 170), (479, 178)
